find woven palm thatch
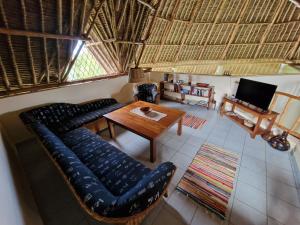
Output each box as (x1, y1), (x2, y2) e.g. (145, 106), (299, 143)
(86, 0), (159, 73)
(137, 0), (300, 75)
(0, 0), (158, 97)
(0, 0), (98, 95)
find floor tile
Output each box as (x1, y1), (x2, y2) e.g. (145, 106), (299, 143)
(235, 181), (267, 215)
(178, 142), (200, 157)
(267, 178), (300, 207)
(170, 152), (193, 170)
(164, 136), (186, 150)
(266, 164), (296, 187)
(243, 145), (266, 161)
(241, 154), (266, 175)
(230, 199), (267, 225)
(191, 207), (224, 225)
(267, 217), (283, 225)
(238, 166), (267, 192)
(165, 189), (198, 224)
(267, 195), (300, 225)
(186, 135), (205, 147)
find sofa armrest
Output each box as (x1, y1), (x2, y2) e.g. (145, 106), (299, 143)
(115, 162), (176, 216)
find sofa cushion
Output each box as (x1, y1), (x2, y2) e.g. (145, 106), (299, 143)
(79, 98), (118, 113)
(20, 103), (81, 126)
(63, 103), (124, 131)
(62, 128), (151, 196)
(29, 124), (176, 218)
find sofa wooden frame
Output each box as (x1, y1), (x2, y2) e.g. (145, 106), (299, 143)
(29, 127), (174, 225)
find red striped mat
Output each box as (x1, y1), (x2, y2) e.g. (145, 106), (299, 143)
(176, 144), (239, 219)
(182, 114), (206, 129)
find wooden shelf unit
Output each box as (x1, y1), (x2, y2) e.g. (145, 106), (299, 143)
(160, 81), (215, 109)
(220, 97), (278, 138)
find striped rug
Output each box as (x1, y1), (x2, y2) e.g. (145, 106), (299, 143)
(176, 144), (239, 219)
(182, 114), (206, 129)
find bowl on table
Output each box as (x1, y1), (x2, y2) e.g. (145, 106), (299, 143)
(140, 106), (151, 114)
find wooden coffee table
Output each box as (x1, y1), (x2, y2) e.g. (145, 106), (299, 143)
(103, 101), (185, 162)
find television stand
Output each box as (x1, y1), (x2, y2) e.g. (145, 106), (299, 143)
(220, 97), (278, 139)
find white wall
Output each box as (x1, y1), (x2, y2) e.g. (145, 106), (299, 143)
(0, 124), (43, 225)
(151, 72), (300, 107)
(0, 76), (128, 144)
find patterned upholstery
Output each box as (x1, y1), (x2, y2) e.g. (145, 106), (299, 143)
(20, 98), (124, 134)
(135, 84), (159, 103)
(30, 123), (176, 218)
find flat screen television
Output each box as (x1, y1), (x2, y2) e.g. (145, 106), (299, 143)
(235, 78), (277, 111)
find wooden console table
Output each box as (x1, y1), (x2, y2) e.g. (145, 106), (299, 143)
(220, 97), (278, 139)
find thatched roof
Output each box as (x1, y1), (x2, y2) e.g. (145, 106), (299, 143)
(0, 0), (299, 97)
(137, 0), (300, 75)
(0, 0), (157, 96)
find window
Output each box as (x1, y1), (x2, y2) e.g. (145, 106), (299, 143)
(68, 41), (106, 81)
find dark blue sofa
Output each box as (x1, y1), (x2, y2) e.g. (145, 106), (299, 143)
(20, 98), (176, 219)
(20, 98), (124, 134)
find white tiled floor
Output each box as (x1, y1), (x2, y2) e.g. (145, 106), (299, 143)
(17, 100), (300, 225)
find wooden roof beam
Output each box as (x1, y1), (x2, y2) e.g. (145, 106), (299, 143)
(137, 0), (155, 11)
(153, 0), (181, 63)
(136, 2), (161, 67)
(174, 1), (203, 62)
(221, 0), (251, 59)
(254, 0), (286, 59)
(0, 1), (23, 87)
(0, 28), (90, 41)
(62, 0), (105, 81)
(0, 56), (10, 90)
(197, 0), (228, 60)
(20, 0), (37, 85)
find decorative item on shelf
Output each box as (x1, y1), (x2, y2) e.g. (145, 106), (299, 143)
(223, 71), (231, 76)
(196, 83), (209, 87)
(244, 120), (254, 128)
(268, 131), (290, 151)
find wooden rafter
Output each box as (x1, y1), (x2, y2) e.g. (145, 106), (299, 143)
(197, 1), (228, 60)
(287, 30), (300, 60)
(0, 0), (23, 87)
(0, 55), (10, 90)
(0, 28), (89, 41)
(174, 0), (203, 62)
(221, 0), (251, 59)
(137, 0), (155, 11)
(20, 0), (37, 85)
(136, 1), (161, 67)
(56, 0), (62, 82)
(38, 0), (50, 84)
(62, 0), (105, 81)
(254, 0), (286, 59)
(153, 0), (181, 63)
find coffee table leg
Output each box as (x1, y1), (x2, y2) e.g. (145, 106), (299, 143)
(107, 120), (116, 139)
(177, 117), (182, 136)
(150, 139), (157, 163)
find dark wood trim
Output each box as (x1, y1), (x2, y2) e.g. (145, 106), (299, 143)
(0, 73), (128, 99)
(0, 27), (90, 41)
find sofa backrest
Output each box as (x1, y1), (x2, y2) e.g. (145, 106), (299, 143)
(79, 98), (117, 113)
(20, 103), (81, 126)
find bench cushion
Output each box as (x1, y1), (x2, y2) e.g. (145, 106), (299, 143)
(62, 128), (151, 196)
(31, 123), (175, 218)
(64, 103), (124, 130)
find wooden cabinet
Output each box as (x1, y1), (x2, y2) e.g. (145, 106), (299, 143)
(160, 81), (215, 109)
(220, 97), (278, 138)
